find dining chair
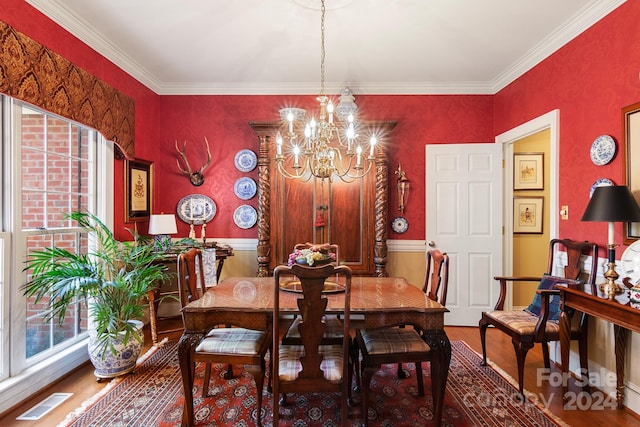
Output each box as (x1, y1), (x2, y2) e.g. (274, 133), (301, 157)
(272, 263), (353, 426)
(354, 250), (449, 426)
(177, 248), (271, 426)
(396, 248), (449, 378)
(282, 243), (343, 345)
(478, 238), (599, 394)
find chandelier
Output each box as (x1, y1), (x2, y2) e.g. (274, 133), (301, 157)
(275, 0), (377, 182)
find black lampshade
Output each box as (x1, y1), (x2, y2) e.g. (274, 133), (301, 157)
(581, 185), (640, 222)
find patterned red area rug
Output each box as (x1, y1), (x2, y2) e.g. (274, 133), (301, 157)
(58, 340), (567, 427)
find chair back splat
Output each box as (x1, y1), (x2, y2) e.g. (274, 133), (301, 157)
(273, 263), (353, 426)
(478, 238), (599, 395)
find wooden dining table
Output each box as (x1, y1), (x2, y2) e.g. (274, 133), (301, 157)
(178, 275), (451, 425)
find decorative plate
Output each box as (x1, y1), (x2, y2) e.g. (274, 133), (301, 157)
(589, 178), (614, 198)
(234, 149), (257, 172)
(233, 204), (257, 229)
(176, 194), (216, 225)
(392, 216), (409, 234)
(590, 135), (616, 166)
(234, 177), (257, 200)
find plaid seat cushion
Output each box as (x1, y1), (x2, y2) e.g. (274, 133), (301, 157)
(360, 327), (430, 355)
(285, 315), (344, 339)
(278, 345), (344, 382)
(195, 328), (267, 355)
(483, 310), (561, 335)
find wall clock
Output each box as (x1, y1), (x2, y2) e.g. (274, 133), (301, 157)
(392, 217), (409, 234)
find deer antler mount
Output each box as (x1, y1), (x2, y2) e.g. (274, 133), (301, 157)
(175, 137), (212, 186)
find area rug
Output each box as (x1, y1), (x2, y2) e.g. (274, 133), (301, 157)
(58, 340), (567, 427)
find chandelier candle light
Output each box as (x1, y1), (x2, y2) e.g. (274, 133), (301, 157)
(275, 0), (377, 182)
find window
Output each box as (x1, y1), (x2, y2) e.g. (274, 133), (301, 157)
(0, 96), (114, 410)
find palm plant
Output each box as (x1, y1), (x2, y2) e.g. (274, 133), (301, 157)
(23, 211), (171, 357)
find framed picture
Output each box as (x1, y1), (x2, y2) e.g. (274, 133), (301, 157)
(513, 197), (544, 234)
(514, 152), (544, 190)
(623, 102), (640, 241)
(124, 158), (153, 223)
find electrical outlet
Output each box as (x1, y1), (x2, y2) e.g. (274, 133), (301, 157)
(560, 205), (569, 220)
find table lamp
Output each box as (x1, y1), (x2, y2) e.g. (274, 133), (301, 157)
(581, 185), (640, 299)
(148, 214), (178, 252)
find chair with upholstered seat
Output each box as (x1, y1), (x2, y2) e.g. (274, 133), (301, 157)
(396, 248), (449, 378)
(354, 249), (449, 426)
(478, 238), (599, 394)
(177, 248), (271, 426)
(272, 263), (353, 426)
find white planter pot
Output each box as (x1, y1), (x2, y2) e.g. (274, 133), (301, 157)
(88, 319), (144, 380)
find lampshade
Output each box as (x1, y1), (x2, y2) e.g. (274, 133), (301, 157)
(148, 214), (177, 235)
(581, 185), (640, 222)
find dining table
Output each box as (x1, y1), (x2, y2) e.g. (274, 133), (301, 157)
(178, 275), (451, 426)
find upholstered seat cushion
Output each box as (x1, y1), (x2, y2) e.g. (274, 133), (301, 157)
(278, 345), (344, 382)
(195, 328), (268, 354)
(285, 315), (343, 339)
(484, 309), (581, 336)
(360, 327), (430, 355)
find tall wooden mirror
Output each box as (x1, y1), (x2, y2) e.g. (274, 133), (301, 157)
(250, 121), (396, 276)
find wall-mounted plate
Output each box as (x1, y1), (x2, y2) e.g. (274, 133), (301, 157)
(590, 135), (616, 166)
(234, 204), (257, 229)
(589, 178), (614, 198)
(234, 149), (257, 172)
(391, 216), (409, 234)
(176, 194), (216, 225)
(234, 177), (257, 200)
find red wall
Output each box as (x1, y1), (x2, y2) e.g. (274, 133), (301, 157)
(156, 95), (494, 239)
(5, 0), (640, 249)
(494, 0), (640, 250)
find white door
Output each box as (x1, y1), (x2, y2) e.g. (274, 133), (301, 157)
(426, 143), (503, 326)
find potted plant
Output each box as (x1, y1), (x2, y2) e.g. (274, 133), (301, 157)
(22, 211), (172, 380)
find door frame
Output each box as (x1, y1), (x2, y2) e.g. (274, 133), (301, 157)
(495, 109), (559, 309)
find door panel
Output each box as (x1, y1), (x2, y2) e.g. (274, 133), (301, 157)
(426, 143), (503, 326)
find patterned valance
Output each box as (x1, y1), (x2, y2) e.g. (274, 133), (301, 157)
(0, 20), (135, 158)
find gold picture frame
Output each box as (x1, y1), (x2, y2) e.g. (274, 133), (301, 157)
(513, 197), (543, 234)
(124, 158), (153, 223)
(623, 102), (640, 242)
(514, 152), (544, 190)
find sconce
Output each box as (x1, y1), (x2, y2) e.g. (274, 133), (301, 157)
(395, 164), (410, 212)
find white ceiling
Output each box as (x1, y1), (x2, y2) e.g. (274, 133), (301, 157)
(26, 0), (625, 95)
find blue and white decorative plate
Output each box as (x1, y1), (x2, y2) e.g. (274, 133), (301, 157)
(234, 149), (257, 172)
(234, 177), (257, 200)
(233, 204), (257, 229)
(590, 135), (616, 166)
(176, 194), (216, 225)
(589, 178), (614, 198)
(392, 217), (409, 234)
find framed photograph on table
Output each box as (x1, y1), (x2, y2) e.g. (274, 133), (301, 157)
(124, 158), (153, 223)
(513, 197), (543, 234)
(514, 152), (544, 190)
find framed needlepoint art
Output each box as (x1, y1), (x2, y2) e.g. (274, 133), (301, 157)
(124, 159), (153, 222)
(514, 152), (544, 190)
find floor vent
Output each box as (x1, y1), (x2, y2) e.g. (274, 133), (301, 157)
(16, 392), (73, 421)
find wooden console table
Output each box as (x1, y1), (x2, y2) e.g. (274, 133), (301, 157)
(558, 282), (640, 408)
(148, 243), (234, 345)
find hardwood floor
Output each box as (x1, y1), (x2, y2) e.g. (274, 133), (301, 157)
(1, 322), (639, 426)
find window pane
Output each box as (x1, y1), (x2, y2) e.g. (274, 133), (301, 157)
(21, 149), (45, 191)
(22, 191), (44, 229)
(21, 110), (44, 151)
